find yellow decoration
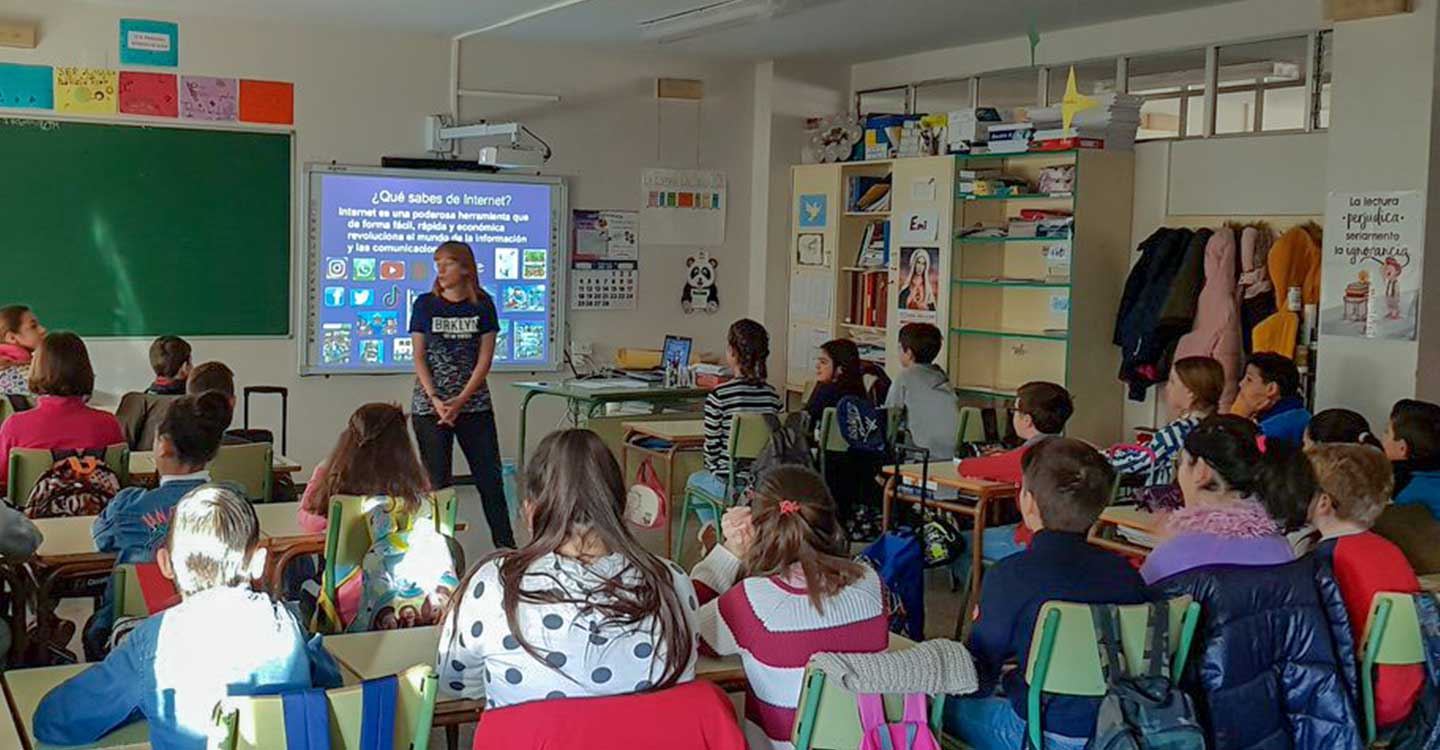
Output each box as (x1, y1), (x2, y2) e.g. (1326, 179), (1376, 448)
(1060, 65), (1098, 132)
(55, 67), (117, 115)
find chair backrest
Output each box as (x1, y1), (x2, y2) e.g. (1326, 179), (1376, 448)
(104, 442), (130, 487)
(210, 442), (274, 502)
(322, 491), (458, 612)
(1024, 597), (1201, 698)
(956, 406), (985, 446)
(7, 448), (53, 506)
(819, 407), (850, 453)
(112, 562), (180, 619)
(213, 664), (437, 750)
(1364, 591), (1425, 666)
(729, 411), (776, 462)
(791, 665), (944, 750)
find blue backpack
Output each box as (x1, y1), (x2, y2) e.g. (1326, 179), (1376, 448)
(858, 528), (924, 640)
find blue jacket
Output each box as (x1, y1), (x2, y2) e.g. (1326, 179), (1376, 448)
(1257, 397), (1311, 446)
(1395, 468), (1440, 521)
(968, 530), (1148, 737)
(35, 586), (311, 750)
(1153, 558), (1362, 750)
(93, 476), (210, 564)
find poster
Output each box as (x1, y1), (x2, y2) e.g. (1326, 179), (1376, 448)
(119, 19), (179, 67)
(239, 79), (294, 125)
(640, 168), (726, 246)
(897, 246), (939, 323)
(572, 209), (638, 260)
(118, 71), (177, 117)
(179, 75), (236, 121)
(796, 233), (825, 266)
(899, 210), (939, 243)
(55, 67), (117, 115)
(1320, 190), (1424, 340)
(0, 63), (53, 109)
(570, 260), (637, 311)
(798, 193), (827, 227)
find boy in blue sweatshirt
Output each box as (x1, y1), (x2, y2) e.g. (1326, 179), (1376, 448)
(1384, 398), (1440, 519)
(1237, 352), (1310, 446)
(85, 392), (232, 659)
(36, 484), (311, 750)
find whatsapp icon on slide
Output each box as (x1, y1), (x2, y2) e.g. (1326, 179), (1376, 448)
(353, 258), (377, 281)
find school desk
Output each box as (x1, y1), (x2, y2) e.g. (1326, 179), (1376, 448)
(620, 419), (706, 554)
(878, 463), (1018, 639)
(3, 663), (151, 749)
(511, 381), (708, 473)
(253, 502), (325, 593)
(127, 450), (303, 485)
(1087, 505), (1159, 559)
(19, 515), (117, 662)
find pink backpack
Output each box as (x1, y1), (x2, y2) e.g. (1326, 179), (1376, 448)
(858, 693), (941, 750)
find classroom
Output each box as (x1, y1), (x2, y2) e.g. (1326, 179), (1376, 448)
(1, 0), (1439, 748)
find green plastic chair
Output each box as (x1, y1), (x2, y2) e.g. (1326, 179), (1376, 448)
(791, 664), (946, 750)
(956, 405), (986, 446)
(1360, 591), (1427, 745)
(1024, 597), (1201, 750)
(210, 442), (275, 503)
(7, 442), (128, 507)
(818, 405), (905, 479)
(316, 489), (459, 634)
(212, 663), (438, 750)
(674, 412), (773, 562)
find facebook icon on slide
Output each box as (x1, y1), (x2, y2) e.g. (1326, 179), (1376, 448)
(324, 287), (345, 307)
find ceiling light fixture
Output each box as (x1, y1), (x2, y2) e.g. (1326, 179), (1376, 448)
(639, 0), (825, 43)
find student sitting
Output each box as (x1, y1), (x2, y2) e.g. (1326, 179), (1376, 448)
(1307, 444), (1424, 730)
(1304, 407), (1382, 448)
(34, 485), (311, 750)
(946, 438), (1145, 750)
(803, 338), (867, 426)
(0, 305), (44, 396)
(0, 332), (124, 487)
(697, 319), (782, 496)
(186, 361), (245, 443)
(438, 429), (698, 709)
(1233, 352), (1310, 445)
(884, 323), (960, 461)
(691, 466), (887, 749)
(1374, 398), (1440, 574)
(1140, 415), (1314, 584)
(86, 392), (232, 658)
(146, 336), (192, 395)
(1112, 356), (1222, 487)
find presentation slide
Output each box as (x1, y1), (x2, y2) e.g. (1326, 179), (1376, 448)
(305, 169), (565, 375)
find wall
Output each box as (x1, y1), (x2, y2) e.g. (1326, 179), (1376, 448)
(0, 0), (451, 470)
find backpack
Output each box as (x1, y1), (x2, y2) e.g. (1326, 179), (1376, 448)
(350, 496), (461, 632)
(1388, 593), (1440, 750)
(25, 450), (121, 518)
(858, 693), (941, 750)
(624, 456), (668, 529)
(858, 528), (925, 640)
(1090, 601), (1205, 750)
(749, 412), (815, 483)
(837, 396), (887, 455)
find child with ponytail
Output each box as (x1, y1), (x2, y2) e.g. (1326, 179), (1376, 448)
(1141, 414), (1318, 584)
(692, 466), (888, 749)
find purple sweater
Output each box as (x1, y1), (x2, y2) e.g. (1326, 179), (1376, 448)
(1141, 499), (1293, 584)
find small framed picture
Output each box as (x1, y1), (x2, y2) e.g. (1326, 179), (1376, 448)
(797, 233), (825, 267)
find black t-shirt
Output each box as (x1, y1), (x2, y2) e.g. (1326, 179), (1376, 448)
(409, 292), (500, 415)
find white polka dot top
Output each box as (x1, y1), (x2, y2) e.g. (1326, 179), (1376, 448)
(437, 551), (700, 708)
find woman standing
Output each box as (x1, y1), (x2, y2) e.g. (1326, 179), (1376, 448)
(410, 241), (516, 549)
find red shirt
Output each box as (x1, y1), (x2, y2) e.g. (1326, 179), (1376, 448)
(0, 396), (125, 485)
(472, 680), (745, 750)
(958, 444), (1036, 544)
(1329, 531), (1424, 727)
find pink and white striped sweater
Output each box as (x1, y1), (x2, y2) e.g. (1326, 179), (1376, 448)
(692, 546), (889, 750)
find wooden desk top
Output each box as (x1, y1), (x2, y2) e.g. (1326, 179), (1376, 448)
(33, 515), (103, 560)
(253, 502), (317, 544)
(4, 663), (150, 749)
(882, 462), (1017, 495)
(1098, 505), (1161, 533)
(128, 452), (303, 479)
(513, 381), (708, 401)
(623, 420), (705, 443)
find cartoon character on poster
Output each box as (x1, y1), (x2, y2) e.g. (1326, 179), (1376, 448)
(898, 247), (938, 315)
(681, 251), (720, 314)
(1379, 255), (1410, 320)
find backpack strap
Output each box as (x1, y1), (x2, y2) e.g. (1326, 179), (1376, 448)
(281, 688), (331, 750)
(360, 674), (398, 750)
(1415, 593), (1440, 687)
(1091, 604), (1126, 687)
(1145, 600), (1172, 681)
(857, 693), (891, 750)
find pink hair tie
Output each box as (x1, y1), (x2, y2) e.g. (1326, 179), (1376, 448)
(1256, 435), (1268, 455)
(778, 500), (801, 515)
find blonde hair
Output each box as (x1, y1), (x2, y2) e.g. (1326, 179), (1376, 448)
(1306, 443), (1392, 526)
(166, 484), (260, 596)
(432, 241), (485, 305)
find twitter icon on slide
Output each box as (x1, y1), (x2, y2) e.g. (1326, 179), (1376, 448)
(351, 288), (375, 307)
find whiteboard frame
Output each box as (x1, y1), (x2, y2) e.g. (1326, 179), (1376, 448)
(298, 163), (568, 376)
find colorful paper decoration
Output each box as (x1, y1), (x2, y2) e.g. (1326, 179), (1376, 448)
(238, 79), (294, 125)
(179, 75), (236, 121)
(119, 19), (179, 67)
(55, 67), (118, 115)
(0, 63), (54, 109)
(118, 71), (178, 117)
(1060, 65), (1099, 132)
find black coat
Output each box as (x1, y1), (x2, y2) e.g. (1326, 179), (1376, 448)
(1115, 228), (1195, 399)
(1152, 558), (1363, 750)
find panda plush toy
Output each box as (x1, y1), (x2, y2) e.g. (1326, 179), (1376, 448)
(680, 251), (719, 314)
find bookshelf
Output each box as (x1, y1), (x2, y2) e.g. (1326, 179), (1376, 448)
(946, 149), (1134, 445)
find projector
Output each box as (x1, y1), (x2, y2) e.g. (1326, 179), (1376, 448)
(478, 146), (544, 171)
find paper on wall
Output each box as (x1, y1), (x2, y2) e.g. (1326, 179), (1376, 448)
(572, 209), (638, 260)
(788, 325), (830, 378)
(1320, 190), (1425, 340)
(640, 168), (726, 246)
(911, 177), (937, 202)
(788, 271), (833, 324)
(899, 210), (939, 243)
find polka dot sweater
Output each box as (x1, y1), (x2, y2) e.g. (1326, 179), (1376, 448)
(437, 552), (700, 709)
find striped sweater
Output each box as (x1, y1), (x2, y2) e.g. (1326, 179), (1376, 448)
(1109, 414), (1201, 487)
(702, 379), (783, 479)
(693, 546), (888, 750)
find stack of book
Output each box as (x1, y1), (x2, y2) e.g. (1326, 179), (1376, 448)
(985, 122), (1034, 154)
(957, 169), (1029, 197)
(946, 107), (1005, 152)
(848, 174), (892, 213)
(856, 220), (889, 268)
(847, 272), (889, 329)
(1028, 93), (1143, 151)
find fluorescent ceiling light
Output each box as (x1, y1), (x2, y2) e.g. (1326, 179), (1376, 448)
(640, 0), (822, 42)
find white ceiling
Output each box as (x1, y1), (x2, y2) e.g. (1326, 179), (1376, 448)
(79, 0), (1239, 61)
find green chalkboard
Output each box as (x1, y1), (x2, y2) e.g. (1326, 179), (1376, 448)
(0, 117), (291, 336)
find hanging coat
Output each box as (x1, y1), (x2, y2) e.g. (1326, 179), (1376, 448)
(1115, 228), (1196, 400)
(1238, 225), (1277, 354)
(1175, 227), (1244, 411)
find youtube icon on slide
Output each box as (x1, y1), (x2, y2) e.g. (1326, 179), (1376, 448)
(379, 261), (405, 280)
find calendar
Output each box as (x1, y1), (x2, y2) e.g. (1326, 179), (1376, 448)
(570, 259), (638, 310)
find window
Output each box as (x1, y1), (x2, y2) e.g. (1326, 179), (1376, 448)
(856, 87), (908, 117)
(1314, 30), (1332, 129)
(913, 78), (972, 116)
(1045, 60), (1118, 105)
(977, 68), (1040, 110)
(1215, 36), (1309, 134)
(1125, 49), (1208, 140)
